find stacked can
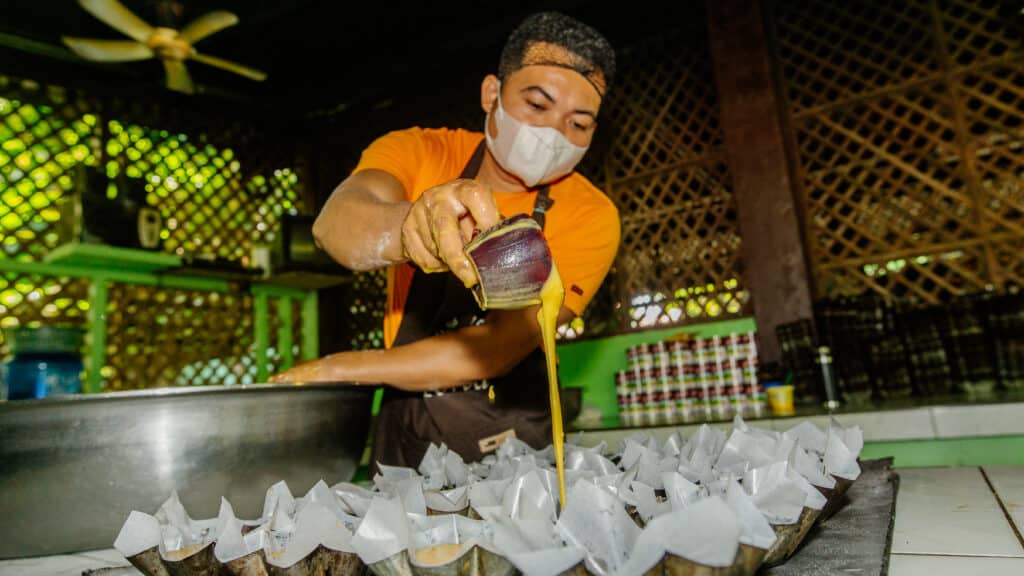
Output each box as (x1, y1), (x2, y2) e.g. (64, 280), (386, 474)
(615, 369), (639, 426)
(626, 344), (656, 425)
(650, 341), (675, 424)
(669, 340), (696, 422)
(616, 331), (763, 426)
(741, 332), (766, 417)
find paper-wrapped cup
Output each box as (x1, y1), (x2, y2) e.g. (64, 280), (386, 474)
(114, 511), (170, 576)
(162, 542), (221, 576)
(761, 506), (821, 567)
(647, 553), (734, 575)
(817, 471), (857, 522)
(318, 545), (369, 576)
(368, 551), (414, 576)
(728, 544), (767, 576)
(425, 487), (470, 517)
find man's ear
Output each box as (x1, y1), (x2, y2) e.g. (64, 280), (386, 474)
(480, 74), (500, 114)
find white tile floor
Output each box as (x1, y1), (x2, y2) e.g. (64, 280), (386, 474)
(4, 465), (1023, 575)
(889, 466), (1024, 576)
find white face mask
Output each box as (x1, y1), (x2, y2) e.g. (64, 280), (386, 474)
(484, 86), (589, 187)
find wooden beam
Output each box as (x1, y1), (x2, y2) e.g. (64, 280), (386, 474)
(705, 0), (814, 363)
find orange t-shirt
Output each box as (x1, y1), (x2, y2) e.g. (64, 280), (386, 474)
(351, 127), (621, 348)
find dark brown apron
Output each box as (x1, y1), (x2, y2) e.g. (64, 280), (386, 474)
(369, 141), (557, 472)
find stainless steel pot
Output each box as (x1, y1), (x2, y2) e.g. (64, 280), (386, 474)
(0, 383), (375, 559)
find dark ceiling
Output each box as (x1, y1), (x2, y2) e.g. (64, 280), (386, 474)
(0, 0), (683, 118)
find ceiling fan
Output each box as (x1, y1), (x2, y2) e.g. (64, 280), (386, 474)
(61, 0), (267, 95)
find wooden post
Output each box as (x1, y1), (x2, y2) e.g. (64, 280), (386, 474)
(706, 0), (814, 363)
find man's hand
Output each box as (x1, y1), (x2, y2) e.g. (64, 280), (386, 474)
(402, 178), (500, 286)
(268, 357), (338, 384)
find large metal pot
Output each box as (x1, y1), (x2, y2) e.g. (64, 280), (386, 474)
(0, 383), (375, 559)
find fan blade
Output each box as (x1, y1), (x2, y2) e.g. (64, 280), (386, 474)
(62, 37), (153, 61)
(163, 59), (194, 94)
(78, 0), (154, 43)
(179, 11), (239, 45)
(190, 52), (267, 81)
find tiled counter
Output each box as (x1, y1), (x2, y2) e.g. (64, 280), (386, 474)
(889, 465), (1024, 575)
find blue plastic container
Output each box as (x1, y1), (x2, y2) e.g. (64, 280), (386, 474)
(1, 326), (84, 400)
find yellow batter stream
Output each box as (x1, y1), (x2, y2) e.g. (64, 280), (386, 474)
(537, 264), (567, 507)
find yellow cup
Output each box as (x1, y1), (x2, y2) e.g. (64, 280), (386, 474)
(766, 384), (795, 416)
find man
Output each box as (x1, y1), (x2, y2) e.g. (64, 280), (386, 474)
(271, 12), (620, 469)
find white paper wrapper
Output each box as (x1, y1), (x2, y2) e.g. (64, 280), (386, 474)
(264, 501), (356, 568)
(114, 511), (163, 558)
(405, 513), (493, 567)
(350, 496), (412, 566)
(445, 449), (470, 488)
(628, 481), (669, 523)
(424, 486), (469, 514)
(468, 477), (513, 512)
(785, 462), (828, 511)
(396, 476), (428, 517)
(485, 507), (585, 576)
(716, 427), (777, 475)
(783, 421), (827, 455)
(565, 443), (618, 476)
(333, 481), (377, 517)
(824, 425), (862, 481)
(662, 471), (702, 512)
(789, 443), (836, 489)
(743, 462), (807, 525)
(499, 470), (558, 550)
(662, 431), (684, 457)
(617, 495), (741, 576)
(418, 443), (448, 490)
(556, 481), (641, 576)
(374, 463), (420, 495)
(505, 547), (587, 576)
(724, 481), (777, 550)
(213, 515), (265, 564)
(261, 481), (297, 526)
(153, 491), (222, 561)
(830, 418), (865, 455)
(496, 437), (539, 461)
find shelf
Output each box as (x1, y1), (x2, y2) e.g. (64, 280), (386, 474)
(43, 243), (181, 272)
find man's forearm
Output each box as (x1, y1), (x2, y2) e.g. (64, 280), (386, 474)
(313, 185), (409, 271)
(317, 322), (541, 391)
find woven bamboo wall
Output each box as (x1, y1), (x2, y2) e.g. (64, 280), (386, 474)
(771, 0), (1024, 303)
(0, 74), (305, 389)
(581, 21), (749, 334)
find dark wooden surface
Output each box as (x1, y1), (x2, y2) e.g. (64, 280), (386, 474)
(765, 458), (899, 576)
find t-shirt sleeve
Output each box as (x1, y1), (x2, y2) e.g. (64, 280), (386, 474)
(351, 128), (427, 200)
(549, 201), (621, 316)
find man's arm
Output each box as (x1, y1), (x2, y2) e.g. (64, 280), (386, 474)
(313, 170), (500, 285)
(269, 305), (575, 390)
(312, 169), (409, 271)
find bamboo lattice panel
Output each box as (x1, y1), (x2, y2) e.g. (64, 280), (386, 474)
(774, 0), (1024, 303)
(0, 74), (306, 388)
(346, 269), (387, 350)
(589, 22), (748, 330)
(102, 286), (301, 390)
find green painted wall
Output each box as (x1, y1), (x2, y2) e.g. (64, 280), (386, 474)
(557, 317), (758, 427)
(862, 435), (1024, 468)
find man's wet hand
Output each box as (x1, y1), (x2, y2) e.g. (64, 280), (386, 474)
(401, 178), (500, 286)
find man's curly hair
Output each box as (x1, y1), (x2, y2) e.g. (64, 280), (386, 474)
(498, 11), (617, 97)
